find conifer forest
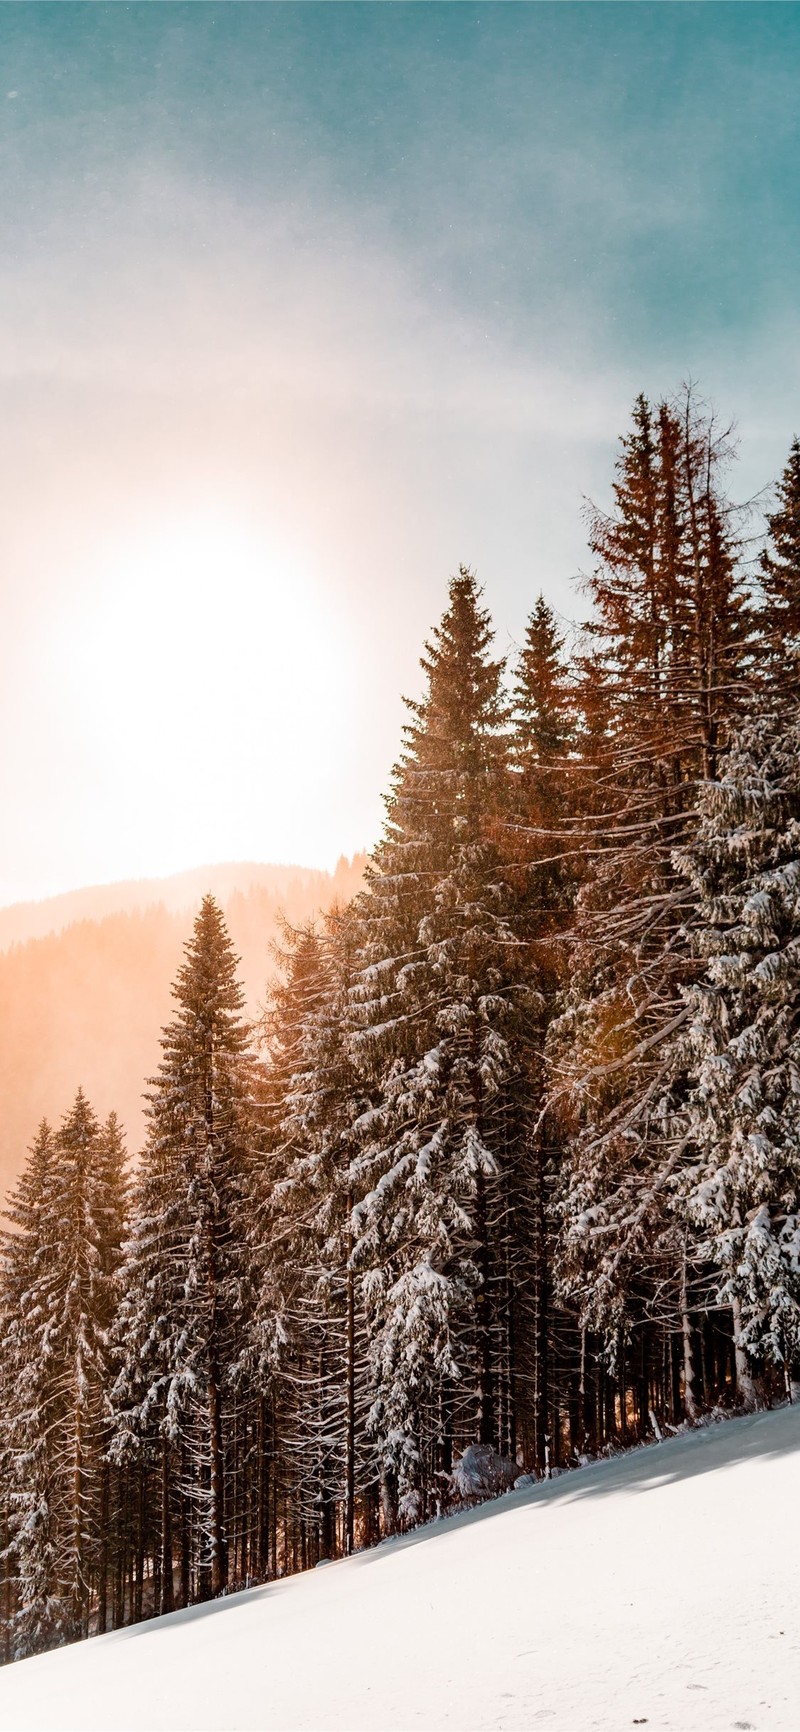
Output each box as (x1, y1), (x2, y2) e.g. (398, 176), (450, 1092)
(3, 384), (800, 1662)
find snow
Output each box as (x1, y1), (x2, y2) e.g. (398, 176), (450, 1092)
(2, 1406), (800, 1731)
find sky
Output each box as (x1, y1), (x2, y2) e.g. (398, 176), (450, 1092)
(1, 2), (799, 903)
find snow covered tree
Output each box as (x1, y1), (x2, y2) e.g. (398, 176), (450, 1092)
(249, 909), (374, 1564)
(676, 708), (800, 1404)
(350, 568), (531, 1517)
(112, 898), (256, 1602)
(109, 1114), (186, 1616)
(0, 1122), (58, 1653)
(554, 387), (753, 1418)
(0, 1098), (127, 1652)
(46, 1095), (126, 1639)
(506, 598), (582, 1469)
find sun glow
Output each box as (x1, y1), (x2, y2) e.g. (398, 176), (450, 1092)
(45, 508), (359, 879)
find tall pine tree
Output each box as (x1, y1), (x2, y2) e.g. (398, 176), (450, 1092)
(1, 1098), (126, 1651)
(113, 898), (255, 1602)
(555, 387), (752, 1416)
(676, 708), (800, 1404)
(351, 568), (529, 1519)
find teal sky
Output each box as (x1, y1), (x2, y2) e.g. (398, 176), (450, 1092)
(5, 4), (799, 362)
(1, 4), (799, 898)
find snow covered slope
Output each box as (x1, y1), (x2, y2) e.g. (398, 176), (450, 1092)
(2, 1405), (799, 1732)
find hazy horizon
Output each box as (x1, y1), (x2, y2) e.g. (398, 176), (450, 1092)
(0, 850), (368, 916)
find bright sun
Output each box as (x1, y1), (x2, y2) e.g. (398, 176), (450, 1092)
(49, 509), (358, 875)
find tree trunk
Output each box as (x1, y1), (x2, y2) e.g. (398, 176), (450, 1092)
(133, 1468), (145, 1623)
(731, 1297), (757, 1410)
(97, 1459), (109, 1635)
(638, 1329), (648, 1439)
(380, 1466), (398, 1537)
(205, 1222), (227, 1595)
(160, 1437), (174, 1615)
(577, 1325), (587, 1448)
(681, 1252), (698, 1422)
(618, 1331), (628, 1443)
(72, 1366), (87, 1638)
(1, 1516), (11, 1664)
(474, 1156), (493, 1448)
(533, 1143), (549, 1473)
(179, 1448), (191, 1608)
(344, 1205), (356, 1557)
(203, 1047), (227, 1597)
(256, 1399), (268, 1579)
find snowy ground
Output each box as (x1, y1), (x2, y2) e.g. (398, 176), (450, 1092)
(1, 1406), (799, 1732)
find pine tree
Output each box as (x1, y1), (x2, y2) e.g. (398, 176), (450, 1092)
(246, 919), (338, 1575)
(1, 1098), (126, 1651)
(350, 568), (529, 1518)
(49, 1094), (125, 1639)
(676, 707), (800, 1404)
(110, 1083), (190, 1618)
(510, 593), (579, 925)
(249, 909), (374, 1565)
(760, 436), (800, 682)
(513, 597), (575, 777)
(112, 898), (255, 1603)
(507, 598), (581, 1470)
(554, 387), (752, 1415)
(0, 1123), (58, 1653)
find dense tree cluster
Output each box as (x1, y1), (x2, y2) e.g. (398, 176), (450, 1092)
(1, 388), (799, 1658)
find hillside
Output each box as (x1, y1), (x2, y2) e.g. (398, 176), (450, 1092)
(0, 857), (365, 1199)
(0, 1405), (797, 1730)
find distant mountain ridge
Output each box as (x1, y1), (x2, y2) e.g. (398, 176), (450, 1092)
(0, 860), (358, 952)
(0, 856), (366, 1201)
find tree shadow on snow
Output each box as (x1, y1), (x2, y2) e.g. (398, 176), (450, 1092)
(108, 1403), (800, 1640)
(351, 1401), (800, 1570)
(105, 1577), (282, 1643)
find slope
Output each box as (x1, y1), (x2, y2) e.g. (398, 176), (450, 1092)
(0, 1405), (798, 1732)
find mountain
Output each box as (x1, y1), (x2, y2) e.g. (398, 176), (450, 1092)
(0, 857), (366, 1200)
(0, 861), (364, 952)
(0, 1403), (796, 1729)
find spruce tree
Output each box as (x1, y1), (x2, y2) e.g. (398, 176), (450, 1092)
(249, 909), (373, 1563)
(49, 1094), (126, 1640)
(1, 1098), (126, 1651)
(507, 597), (581, 1469)
(0, 1123), (58, 1653)
(113, 897), (255, 1601)
(554, 387), (752, 1413)
(513, 596), (575, 777)
(676, 708), (800, 1404)
(351, 568), (528, 1518)
(760, 436), (800, 682)
(109, 1116), (184, 1616)
(510, 593), (579, 928)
